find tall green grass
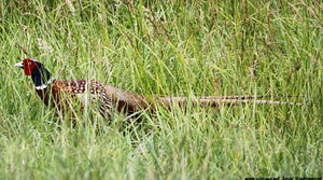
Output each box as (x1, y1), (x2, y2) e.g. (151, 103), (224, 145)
(0, 0), (321, 179)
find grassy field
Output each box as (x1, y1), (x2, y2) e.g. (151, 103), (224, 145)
(0, 0), (322, 179)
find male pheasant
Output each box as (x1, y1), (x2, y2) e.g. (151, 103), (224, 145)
(15, 58), (302, 120)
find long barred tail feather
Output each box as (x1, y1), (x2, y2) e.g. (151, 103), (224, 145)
(156, 96), (303, 109)
(161, 95), (303, 100)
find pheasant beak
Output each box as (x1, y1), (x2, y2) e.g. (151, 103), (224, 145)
(15, 62), (24, 69)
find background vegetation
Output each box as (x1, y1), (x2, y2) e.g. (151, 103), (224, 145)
(0, 0), (322, 179)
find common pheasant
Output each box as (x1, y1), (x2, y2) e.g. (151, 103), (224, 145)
(15, 58), (302, 120)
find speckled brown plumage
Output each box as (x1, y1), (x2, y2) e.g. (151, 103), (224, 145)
(36, 80), (152, 119)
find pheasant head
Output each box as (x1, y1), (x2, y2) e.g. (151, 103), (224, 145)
(15, 58), (53, 90)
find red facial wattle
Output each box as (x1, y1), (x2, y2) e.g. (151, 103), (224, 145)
(23, 59), (37, 76)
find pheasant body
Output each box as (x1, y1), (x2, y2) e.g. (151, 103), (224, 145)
(35, 79), (151, 118)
